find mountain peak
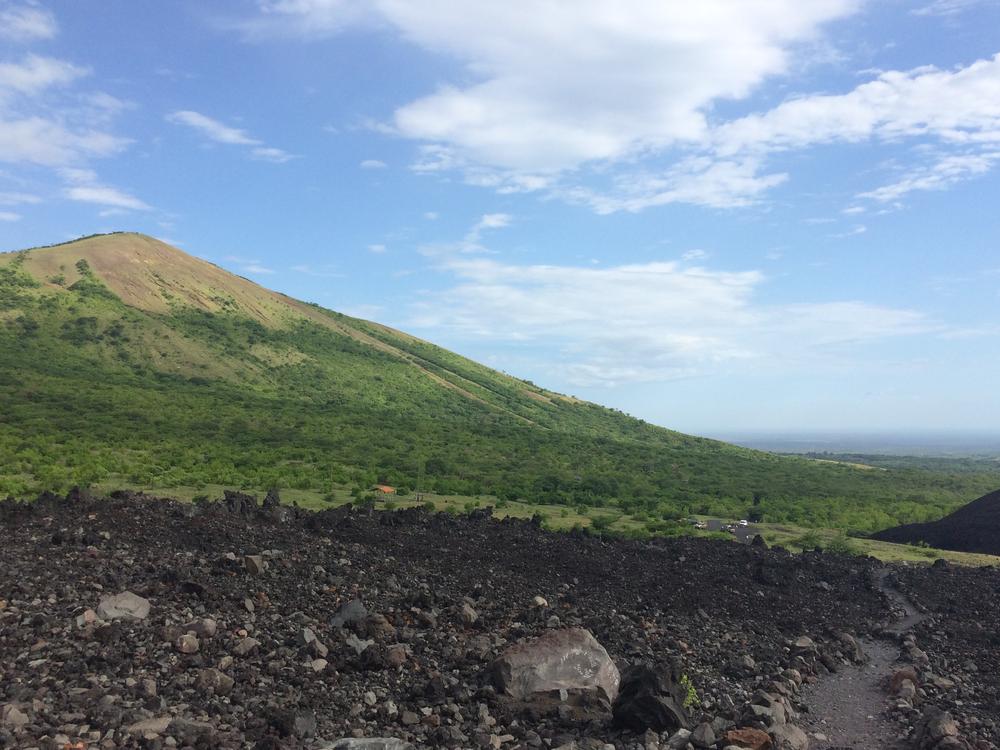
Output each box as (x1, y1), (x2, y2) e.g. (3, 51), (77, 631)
(6, 232), (301, 325)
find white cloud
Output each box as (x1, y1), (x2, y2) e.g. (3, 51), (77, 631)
(167, 110), (259, 145)
(0, 190), (40, 205)
(60, 167), (150, 211)
(912, 0), (985, 15)
(473, 213), (511, 231)
(423, 211), (438, 220)
(715, 55), (1000, 156)
(682, 249), (709, 261)
(0, 54), (86, 97)
(0, 117), (128, 166)
(237, 3), (1000, 212)
(367, 243), (387, 253)
(408, 254), (934, 386)
(241, 1), (859, 208)
(240, 0), (376, 38)
(0, 2), (58, 42)
(360, 158), (387, 169)
(830, 224), (867, 238)
(290, 263), (343, 277)
(0, 210), (21, 221)
(251, 146), (296, 163)
(167, 110), (295, 162)
(859, 151), (1000, 201)
(566, 157), (788, 213)
(242, 263), (275, 274)
(382, 1), (859, 171)
(65, 185), (149, 210)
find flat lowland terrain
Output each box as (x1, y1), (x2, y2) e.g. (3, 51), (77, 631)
(1, 490), (997, 749)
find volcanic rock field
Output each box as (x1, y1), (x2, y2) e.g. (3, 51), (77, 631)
(1, 490), (997, 750)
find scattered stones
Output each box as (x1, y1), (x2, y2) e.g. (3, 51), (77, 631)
(245, 553), (267, 575)
(175, 632), (200, 653)
(459, 601), (479, 625)
(96, 590), (150, 621)
(2, 490), (997, 750)
(769, 722), (809, 750)
(196, 667), (235, 694)
(0, 704), (29, 729)
(232, 636), (260, 656)
(183, 617), (218, 638)
(332, 598), (369, 629)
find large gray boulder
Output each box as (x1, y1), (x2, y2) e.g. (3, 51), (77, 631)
(490, 627), (620, 703)
(97, 591), (150, 621)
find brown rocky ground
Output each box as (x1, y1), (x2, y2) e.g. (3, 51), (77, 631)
(0, 490), (996, 750)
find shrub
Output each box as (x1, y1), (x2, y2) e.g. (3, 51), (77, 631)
(825, 533), (858, 556)
(680, 674), (700, 709)
(794, 530), (823, 550)
(590, 514), (615, 532)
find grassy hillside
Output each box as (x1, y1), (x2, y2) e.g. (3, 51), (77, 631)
(2, 232), (998, 531)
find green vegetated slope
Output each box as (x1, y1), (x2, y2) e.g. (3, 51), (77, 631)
(1, 232), (998, 531)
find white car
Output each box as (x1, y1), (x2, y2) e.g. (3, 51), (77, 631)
(738, 519), (749, 527)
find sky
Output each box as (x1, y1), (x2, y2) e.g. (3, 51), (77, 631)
(1, 0), (999, 436)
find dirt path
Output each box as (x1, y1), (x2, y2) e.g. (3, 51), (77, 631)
(799, 638), (902, 749)
(798, 570), (925, 749)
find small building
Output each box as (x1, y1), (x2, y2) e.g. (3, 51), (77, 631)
(372, 484), (396, 495)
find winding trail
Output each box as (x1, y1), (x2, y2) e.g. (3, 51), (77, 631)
(797, 570), (926, 749)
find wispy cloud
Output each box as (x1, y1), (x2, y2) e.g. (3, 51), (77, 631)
(367, 243), (387, 254)
(167, 110), (257, 145)
(682, 249), (709, 261)
(225, 254), (275, 275)
(0, 117), (127, 166)
(409, 254), (935, 386)
(167, 110), (295, 163)
(0, 210), (21, 221)
(859, 151), (1000, 202)
(0, 190), (40, 205)
(290, 263), (343, 278)
(0, 54), (86, 98)
(60, 167), (150, 210)
(242, 263), (274, 274)
(831, 224), (867, 238)
(0, 2), (58, 43)
(360, 158), (387, 169)
(0, 52), (129, 170)
(912, 0), (986, 16)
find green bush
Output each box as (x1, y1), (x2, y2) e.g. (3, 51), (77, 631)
(825, 533), (858, 556)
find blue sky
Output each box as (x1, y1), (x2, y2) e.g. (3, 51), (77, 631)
(1, 0), (999, 435)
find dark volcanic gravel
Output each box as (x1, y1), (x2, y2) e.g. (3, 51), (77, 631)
(1, 490), (997, 749)
(893, 562), (1000, 746)
(872, 489), (1000, 555)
